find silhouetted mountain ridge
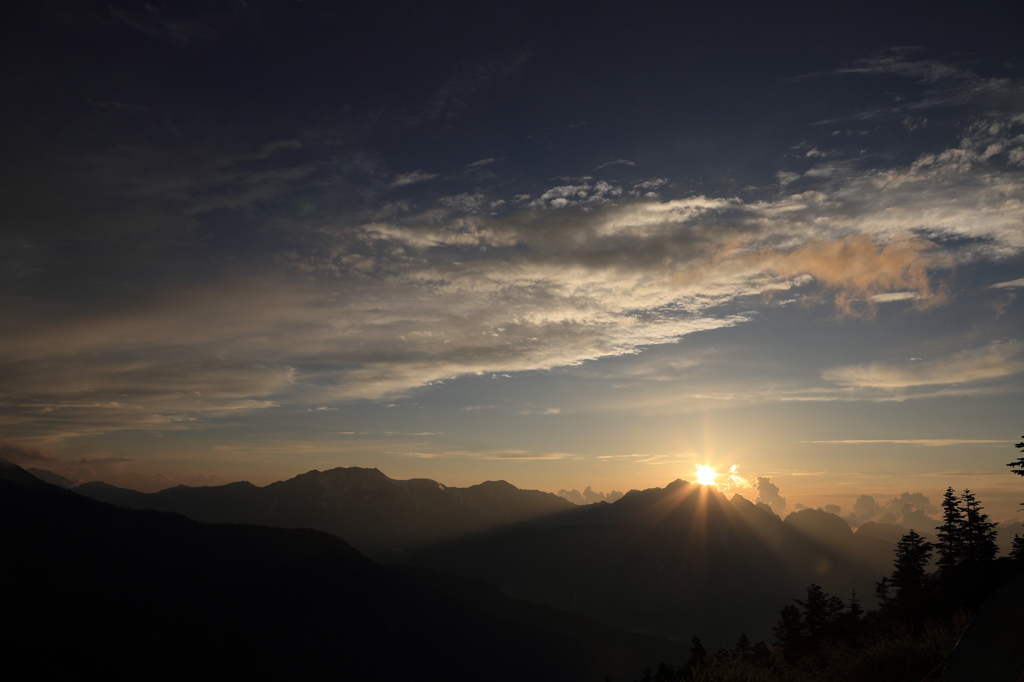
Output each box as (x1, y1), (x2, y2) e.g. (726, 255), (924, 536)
(1, 461), (678, 680)
(412, 479), (894, 647)
(74, 465), (574, 560)
(66, 463), (901, 646)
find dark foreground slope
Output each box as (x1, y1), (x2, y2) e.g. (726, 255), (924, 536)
(413, 480), (894, 648)
(75, 466), (573, 561)
(1, 462), (673, 681)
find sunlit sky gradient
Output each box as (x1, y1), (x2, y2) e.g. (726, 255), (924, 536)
(3, 1), (1023, 521)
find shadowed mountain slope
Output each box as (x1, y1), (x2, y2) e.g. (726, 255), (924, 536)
(2, 460), (674, 680)
(412, 480), (895, 648)
(75, 466), (573, 560)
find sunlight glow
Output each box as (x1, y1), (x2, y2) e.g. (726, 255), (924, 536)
(695, 465), (718, 486)
(721, 464), (754, 491)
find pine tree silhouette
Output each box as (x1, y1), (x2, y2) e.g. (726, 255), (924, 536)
(959, 489), (998, 566)
(935, 487), (964, 573)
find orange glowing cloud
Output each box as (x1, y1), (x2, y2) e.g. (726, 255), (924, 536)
(764, 235), (948, 317)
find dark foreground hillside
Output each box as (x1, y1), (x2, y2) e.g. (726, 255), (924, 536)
(1, 462), (672, 681)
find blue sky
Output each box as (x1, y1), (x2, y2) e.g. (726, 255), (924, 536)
(2, 0), (1023, 522)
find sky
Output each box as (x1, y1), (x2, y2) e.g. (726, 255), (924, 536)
(3, 0), (1024, 523)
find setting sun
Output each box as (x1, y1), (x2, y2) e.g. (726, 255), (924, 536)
(695, 465), (718, 486)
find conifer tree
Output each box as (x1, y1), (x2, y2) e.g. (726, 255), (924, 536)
(935, 487), (964, 572)
(874, 576), (891, 608)
(891, 529), (933, 599)
(1009, 435), (1024, 477)
(734, 633), (753, 659)
(796, 583), (828, 632)
(687, 635), (707, 670)
(1010, 435), (1024, 507)
(847, 590), (863, 619)
(960, 489), (998, 565)
(772, 604), (804, 662)
(1011, 534), (1024, 564)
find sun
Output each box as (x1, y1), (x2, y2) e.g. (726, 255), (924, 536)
(695, 465), (718, 486)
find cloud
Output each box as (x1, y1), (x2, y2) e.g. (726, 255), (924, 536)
(991, 278), (1024, 289)
(823, 50), (1024, 122)
(558, 486), (624, 504)
(764, 235), (947, 317)
(391, 170), (439, 187)
(250, 139), (304, 160)
(398, 448), (569, 460)
(5, 63), (1024, 445)
(777, 171), (800, 186)
(632, 178), (667, 192)
(870, 291), (919, 303)
(835, 51), (974, 84)
(520, 407), (561, 416)
(843, 491), (938, 530)
(0, 441), (57, 464)
(482, 450), (570, 460)
(823, 342), (1024, 388)
(440, 192), (489, 213)
(527, 180), (624, 208)
(414, 49), (531, 123)
(108, 3), (247, 49)
(755, 476), (787, 515)
(595, 159), (636, 170)
(0, 441), (188, 492)
(803, 439), (1012, 446)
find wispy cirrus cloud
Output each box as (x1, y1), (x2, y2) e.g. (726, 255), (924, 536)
(803, 439), (1012, 446)
(822, 342), (1024, 389)
(399, 448), (573, 460)
(391, 169), (439, 187)
(4, 53), (1024, 448)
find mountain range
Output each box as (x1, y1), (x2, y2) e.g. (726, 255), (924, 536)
(74, 466), (573, 561)
(70, 465), (901, 646)
(1, 459), (676, 680)
(411, 478), (897, 645)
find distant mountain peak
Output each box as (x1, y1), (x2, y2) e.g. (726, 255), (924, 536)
(785, 507), (853, 539)
(320, 466), (395, 485)
(26, 467), (76, 488)
(468, 479), (515, 491)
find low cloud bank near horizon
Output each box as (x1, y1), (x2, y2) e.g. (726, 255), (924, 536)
(558, 486), (625, 505)
(842, 491), (940, 531)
